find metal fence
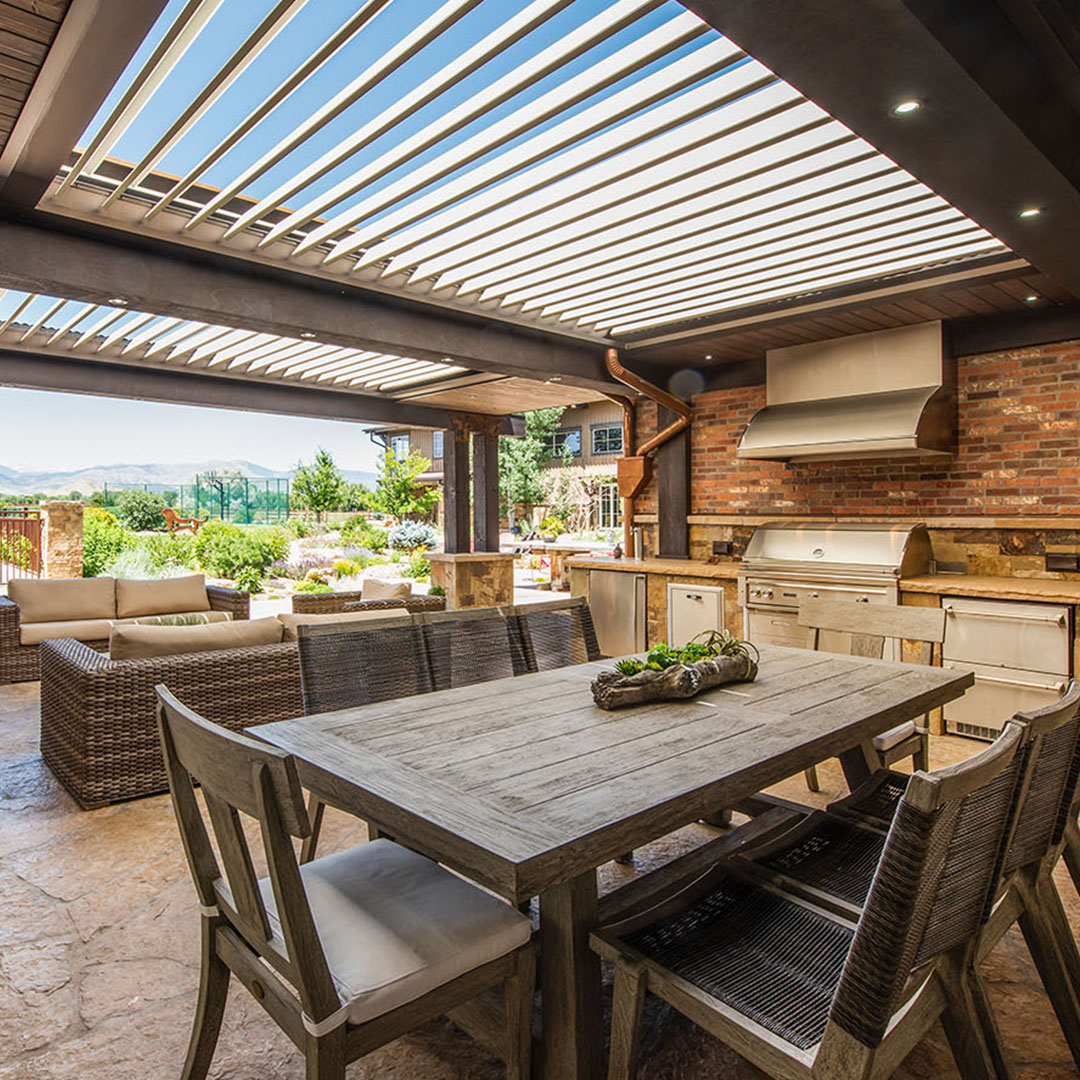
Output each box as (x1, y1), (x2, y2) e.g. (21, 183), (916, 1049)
(100, 476), (291, 524)
(0, 506), (42, 584)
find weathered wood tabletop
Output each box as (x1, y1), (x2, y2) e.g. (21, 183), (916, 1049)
(251, 644), (973, 1080)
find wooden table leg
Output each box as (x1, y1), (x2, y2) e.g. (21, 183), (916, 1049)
(838, 740), (877, 789)
(539, 870), (603, 1080)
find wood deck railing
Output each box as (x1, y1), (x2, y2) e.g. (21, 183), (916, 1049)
(0, 506), (42, 583)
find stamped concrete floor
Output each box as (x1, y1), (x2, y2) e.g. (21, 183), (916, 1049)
(1, 680), (1078, 1079)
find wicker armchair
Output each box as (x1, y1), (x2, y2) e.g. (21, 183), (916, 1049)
(39, 636), (301, 808)
(0, 583), (249, 685)
(593, 719), (1029, 1080)
(292, 590), (445, 615)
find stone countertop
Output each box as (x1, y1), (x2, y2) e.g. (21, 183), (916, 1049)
(902, 574), (1080, 604)
(564, 555), (740, 580)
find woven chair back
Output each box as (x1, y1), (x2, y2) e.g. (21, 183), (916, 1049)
(507, 597), (602, 672)
(155, 686), (340, 1023)
(297, 618), (433, 714)
(828, 718), (1027, 1049)
(418, 608), (519, 690)
(1004, 680), (1080, 873)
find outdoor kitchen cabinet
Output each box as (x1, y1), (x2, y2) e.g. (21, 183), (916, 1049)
(941, 596), (1072, 740)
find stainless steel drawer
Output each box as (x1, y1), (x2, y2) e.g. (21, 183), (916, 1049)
(942, 597), (1070, 675)
(942, 660), (1068, 740)
(746, 610), (807, 649)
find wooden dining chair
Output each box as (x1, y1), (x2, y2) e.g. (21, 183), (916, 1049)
(296, 616), (434, 862)
(155, 685), (535, 1080)
(592, 718), (1028, 1080)
(797, 598), (946, 791)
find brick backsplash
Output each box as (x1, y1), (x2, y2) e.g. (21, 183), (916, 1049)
(633, 338), (1080, 518)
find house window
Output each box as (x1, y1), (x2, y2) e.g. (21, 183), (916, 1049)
(543, 427), (581, 459)
(390, 435), (410, 461)
(432, 430), (444, 459)
(598, 481), (622, 529)
(591, 424), (623, 455)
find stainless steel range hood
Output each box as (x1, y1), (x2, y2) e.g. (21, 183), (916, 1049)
(738, 322), (956, 461)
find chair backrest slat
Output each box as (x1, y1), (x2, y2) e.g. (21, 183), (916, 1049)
(297, 617), (432, 714)
(828, 718), (1026, 1049)
(156, 686), (341, 1023)
(800, 598), (945, 665)
(418, 608), (517, 690)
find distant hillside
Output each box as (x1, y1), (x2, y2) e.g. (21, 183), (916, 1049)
(0, 461), (377, 495)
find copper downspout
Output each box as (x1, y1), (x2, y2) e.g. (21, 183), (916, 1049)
(603, 348), (694, 557)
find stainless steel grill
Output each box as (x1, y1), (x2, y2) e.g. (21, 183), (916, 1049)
(737, 522), (932, 651)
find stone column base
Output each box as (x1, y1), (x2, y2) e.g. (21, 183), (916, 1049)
(42, 501), (84, 579)
(429, 552), (515, 609)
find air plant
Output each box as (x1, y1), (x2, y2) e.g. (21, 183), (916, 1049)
(612, 630), (758, 678)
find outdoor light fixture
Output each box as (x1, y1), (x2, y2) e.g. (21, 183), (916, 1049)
(1024, 295), (1039, 303)
(107, 297), (127, 306)
(299, 331), (316, 338)
(892, 100), (921, 115)
(1018, 207), (1042, 219)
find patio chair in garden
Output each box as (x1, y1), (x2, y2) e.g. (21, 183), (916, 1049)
(592, 718), (1028, 1080)
(156, 687), (534, 1080)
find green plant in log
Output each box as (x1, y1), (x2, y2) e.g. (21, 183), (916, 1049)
(613, 630), (758, 677)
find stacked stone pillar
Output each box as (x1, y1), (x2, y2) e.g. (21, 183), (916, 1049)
(41, 501), (84, 579)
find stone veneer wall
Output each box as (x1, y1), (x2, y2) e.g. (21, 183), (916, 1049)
(633, 338), (1080, 578)
(41, 501), (84, 580)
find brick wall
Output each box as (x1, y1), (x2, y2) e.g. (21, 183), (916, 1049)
(634, 338), (1080, 517)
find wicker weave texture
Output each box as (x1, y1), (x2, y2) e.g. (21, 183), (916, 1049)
(516, 603), (601, 672)
(39, 637), (301, 807)
(422, 612), (518, 690)
(298, 623), (433, 714)
(828, 770), (910, 827)
(292, 591), (445, 614)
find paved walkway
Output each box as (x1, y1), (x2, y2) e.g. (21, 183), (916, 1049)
(0, 680), (1075, 1079)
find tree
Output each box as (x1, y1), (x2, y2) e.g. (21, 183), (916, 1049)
(339, 481), (371, 512)
(292, 448), (345, 522)
(368, 450), (440, 521)
(499, 407), (571, 522)
(115, 488), (169, 531)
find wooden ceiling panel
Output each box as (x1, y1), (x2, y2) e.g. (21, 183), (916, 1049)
(410, 377), (604, 415)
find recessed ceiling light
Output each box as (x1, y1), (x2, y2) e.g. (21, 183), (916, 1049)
(892, 100), (922, 115)
(107, 297), (128, 306)
(704, 354), (714, 361)
(299, 331), (316, 338)
(1018, 207), (1042, 219)
(1024, 294), (1039, 303)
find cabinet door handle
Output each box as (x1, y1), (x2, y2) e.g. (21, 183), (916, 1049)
(944, 605), (1066, 625)
(685, 594), (703, 601)
(972, 673), (1067, 693)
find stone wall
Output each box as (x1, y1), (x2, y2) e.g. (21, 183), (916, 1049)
(633, 337), (1080, 518)
(41, 502), (84, 580)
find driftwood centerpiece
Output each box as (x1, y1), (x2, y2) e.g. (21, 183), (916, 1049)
(591, 632), (759, 710)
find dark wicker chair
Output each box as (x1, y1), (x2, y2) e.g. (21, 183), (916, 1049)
(0, 583), (249, 685)
(291, 590), (445, 615)
(505, 596), (602, 672)
(417, 608), (520, 690)
(39, 636), (300, 807)
(592, 719), (1028, 1080)
(155, 687), (534, 1080)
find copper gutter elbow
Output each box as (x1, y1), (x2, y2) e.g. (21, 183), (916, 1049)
(605, 348), (691, 455)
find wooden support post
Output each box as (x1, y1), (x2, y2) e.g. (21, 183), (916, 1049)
(656, 404), (690, 558)
(472, 424), (500, 553)
(443, 424), (471, 554)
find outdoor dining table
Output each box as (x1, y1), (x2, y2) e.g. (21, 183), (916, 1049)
(250, 643), (973, 1080)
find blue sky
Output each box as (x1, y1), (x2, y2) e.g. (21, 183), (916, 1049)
(0, 388), (384, 473)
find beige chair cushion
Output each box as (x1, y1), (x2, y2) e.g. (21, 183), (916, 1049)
(361, 578), (412, 601)
(119, 611), (232, 627)
(9, 577), (116, 622)
(276, 608), (409, 643)
(109, 617), (283, 661)
(115, 574), (210, 619)
(20, 619), (115, 646)
(261, 839), (531, 1029)
(871, 720), (918, 753)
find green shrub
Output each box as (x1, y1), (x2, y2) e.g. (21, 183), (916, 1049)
(427, 584), (446, 597)
(115, 489), (169, 531)
(540, 515), (566, 538)
(402, 551), (431, 580)
(295, 579), (333, 594)
(138, 533), (197, 573)
(340, 516), (389, 552)
(193, 521), (289, 579)
(233, 565), (263, 594)
(387, 521), (437, 551)
(83, 508), (135, 577)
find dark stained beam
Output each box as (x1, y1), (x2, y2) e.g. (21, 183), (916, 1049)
(472, 428), (500, 553)
(679, 0), (1080, 298)
(948, 301), (1080, 357)
(655, 405), (690, 559)
(0, 215), (615, 391)
(0, 0), (168, 209)
(0, 348), (457, 429)
(443, 426), (471, 554)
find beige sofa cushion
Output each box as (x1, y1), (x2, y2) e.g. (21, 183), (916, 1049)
(20, 619), (115, 646)
(277, 608), (409, 643)
(119, 611), (233, 627)
(9, 577), (116, 622)
(361, 578), (412, 601)
(115, 574), (210, 619)
(109, 617), (283, 661)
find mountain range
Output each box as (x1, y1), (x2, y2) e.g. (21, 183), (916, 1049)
(0, 461), (377, 495)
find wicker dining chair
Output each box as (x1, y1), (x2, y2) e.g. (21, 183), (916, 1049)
(417, 608), (521, 690)
(156, 687), (534, 1080)
(592, 718), (1028, 1080)
(296, 616), (433, 861)
(505, 596), (602, 673)
(798, 598), (946, 792)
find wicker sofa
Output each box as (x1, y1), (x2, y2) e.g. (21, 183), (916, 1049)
(0, 575), (249, 684)
(40, 636), (301, 807)
(292, 589), (446, 615)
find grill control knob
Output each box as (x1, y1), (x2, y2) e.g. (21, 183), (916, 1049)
(762, 589), (774, 600)
(750, 588), (761, 598)
(856, 595), (869, 603)
(810, 591), (819, 599)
